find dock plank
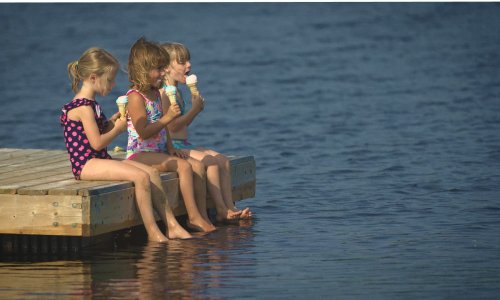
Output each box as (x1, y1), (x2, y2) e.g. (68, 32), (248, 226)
(0, 156), (69, 176)
(0, 173), (75, 195)
(0, 149), (48, 162)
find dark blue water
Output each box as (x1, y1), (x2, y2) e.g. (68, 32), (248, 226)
(1, 3), (500, 299)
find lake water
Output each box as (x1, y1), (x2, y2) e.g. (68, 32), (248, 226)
(1, 3), (500, 299)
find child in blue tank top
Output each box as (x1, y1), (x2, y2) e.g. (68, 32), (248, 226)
(160, 42), (252, 222)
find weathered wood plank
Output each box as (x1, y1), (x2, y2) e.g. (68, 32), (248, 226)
(19, 179), (81, 196)
(0, 149), (48, 162)
(0, 173), (76, 195)
(0, 156), (68, 176)
(0, 194), (83, 235)
(0, 168), (69, 185)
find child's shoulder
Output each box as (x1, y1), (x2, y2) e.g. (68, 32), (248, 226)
(63, 98), (95, 111)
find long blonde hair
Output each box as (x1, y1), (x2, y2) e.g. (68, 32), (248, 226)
(128, 37), (169, 92)
(67, 48), (119, 93)
(160, 42), (191, 65)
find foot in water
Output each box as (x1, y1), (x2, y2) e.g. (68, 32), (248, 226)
(230, 207), (253, 219)
(216, 209), (242, 224)
(166, 224), (193, 240)
(187, 218), (216, 232)
(148, 233), (170, 243)
(239, 207), (253, 219)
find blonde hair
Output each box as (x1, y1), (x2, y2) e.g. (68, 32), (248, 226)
(128, 37), (169, 92)
(67, 48), (119, 93)
(160, 42), (191, 65)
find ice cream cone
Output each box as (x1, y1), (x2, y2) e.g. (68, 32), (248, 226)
(187, 83), (199, 96)
(163, 85), (177, 105)
(116, 96), (128, 120)
(186, 74), (199, 96)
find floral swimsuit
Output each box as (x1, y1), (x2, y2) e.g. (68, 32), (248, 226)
(126, 89), (167, 159)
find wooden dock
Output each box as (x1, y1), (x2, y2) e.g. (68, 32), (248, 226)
(0, 148), (255, 254)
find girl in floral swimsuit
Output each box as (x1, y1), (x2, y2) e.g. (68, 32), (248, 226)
(124, 37), (216, 233)
(61, 47), (191, 242)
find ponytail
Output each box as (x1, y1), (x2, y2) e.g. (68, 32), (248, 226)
(67, 60), (80, 93)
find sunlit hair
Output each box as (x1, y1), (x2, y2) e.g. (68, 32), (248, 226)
(67, 48), (119, 93)
(128, 37), (169, 92)
(160, 42), (191, 65)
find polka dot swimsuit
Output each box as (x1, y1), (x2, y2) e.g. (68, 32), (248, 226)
(60, 98), (112, 179)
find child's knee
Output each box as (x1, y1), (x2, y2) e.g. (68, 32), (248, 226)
(133, 170), (151, 189)
(202, 154), (217, 166)
(191, 160), (206, 176)
(178, 159), (193, 173)
(216, 155), (230, 169)
(147, 167), (160, 179)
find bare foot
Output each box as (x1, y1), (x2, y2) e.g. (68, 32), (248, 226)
(187, 219), (216, 233)
(216, 209), (242, 223)
(239, 207), (253, 219)
(148, 233), (169, 243)
(231, 207), (253, 219)
(166, 224), (193, 240)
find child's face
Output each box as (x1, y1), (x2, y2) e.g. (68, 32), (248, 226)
(166, 59), (191, 84)
(95, 69), (117, 96)
(149, 67), (165, 88)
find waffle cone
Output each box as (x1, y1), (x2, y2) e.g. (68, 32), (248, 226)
(117, 104), (127, 120)
(166, 93), (177, 105)
(187, 83), (199, 96)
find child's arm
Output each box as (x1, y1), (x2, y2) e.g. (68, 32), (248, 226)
(165, 130), (175, 155)
(128, 92), (180, 140)
(167, 92), (204, 132)
(103, 112), (121, 133)
(78, 106), (126, 151)
(165, 127), (189, 159)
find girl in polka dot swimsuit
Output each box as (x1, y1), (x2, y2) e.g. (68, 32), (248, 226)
(61, 47), (191, 242)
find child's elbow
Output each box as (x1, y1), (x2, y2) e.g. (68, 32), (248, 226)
(137, 130), (152, 140)
(88, 140), (106, 151)
(92, 144), (106, 152)
(169, 123), (181, 133)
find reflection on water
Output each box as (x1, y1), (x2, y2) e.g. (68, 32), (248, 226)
(0, 221), (255, 299)
(0, 260), (91, 298)
(94, 220), (255, 299)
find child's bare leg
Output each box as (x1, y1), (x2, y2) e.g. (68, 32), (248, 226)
(200, 154), (241, 222)
(133, 153), (215, 232)
(206, 150), (253, 219)
(174, 159), (216, 232)
(187, 150), (241, 222)
(122, 160), (192, 240)
(80, 158), (169, 243)
(186, 157), (210, 223)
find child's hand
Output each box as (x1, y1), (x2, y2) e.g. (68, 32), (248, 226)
(110, 112), (122, 122)
(173, 149), (189, 159)
(164, 103), (181, 120)
(192, 93), (205, 112)
(114, 117), (127, 133)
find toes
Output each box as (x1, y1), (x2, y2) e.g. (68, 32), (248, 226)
(240, 207), (253, 219)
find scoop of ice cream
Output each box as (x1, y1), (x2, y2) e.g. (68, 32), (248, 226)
(163, 85), (177, 95)
(116, 95), (128, 104)
(186, 74), (197, 85)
